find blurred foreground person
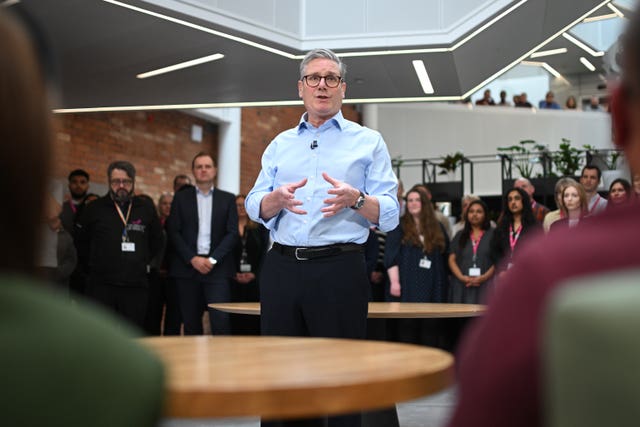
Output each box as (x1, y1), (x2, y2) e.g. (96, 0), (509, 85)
(447, 8), (640, 427)
(0, 10), (164, 427)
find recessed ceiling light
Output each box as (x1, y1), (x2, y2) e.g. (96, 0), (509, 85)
(580, 56), (596, 71)
(137, 53), (224, 79)
(412, 60), (434, 94)
(530, 48), (568, 58)
(562, 32), (605, 57)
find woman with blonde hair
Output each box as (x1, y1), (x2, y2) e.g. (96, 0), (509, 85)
(549, 182), (589, 231)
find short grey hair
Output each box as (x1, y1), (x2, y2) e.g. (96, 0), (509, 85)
(299, 48), (346, 80)
(107, 160), (136, 181)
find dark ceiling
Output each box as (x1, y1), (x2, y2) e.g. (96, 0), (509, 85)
(9, 0), (625, 111)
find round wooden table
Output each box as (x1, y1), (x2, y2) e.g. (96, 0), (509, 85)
(141, 336), (454, 420)
(209, 301), (486, 318)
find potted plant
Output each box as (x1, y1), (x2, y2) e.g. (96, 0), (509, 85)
(437, 152), (464, 177)
(552, 138), (583, 177)
(497, 140), (548, 179)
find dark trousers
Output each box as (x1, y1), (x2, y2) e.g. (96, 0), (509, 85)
(85, 280), (148, 330)
(260, 248), (369, 427)
(175, 277), (230, 335)
(144, 271), (182, 335)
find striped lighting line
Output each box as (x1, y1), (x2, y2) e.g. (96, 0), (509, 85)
(412, 60), (435, 94)
(137, 53), (224, 79)
(607, 3), (625, 18)
(580, 56), (596, 71)
(583, 13), (618, 23)
(562, 32), (605, 57)
(530, 48), (567, 58)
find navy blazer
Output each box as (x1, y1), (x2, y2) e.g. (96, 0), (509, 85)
(167, 186), (239, 280)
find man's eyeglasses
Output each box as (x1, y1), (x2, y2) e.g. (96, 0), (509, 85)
(302, 74), (342, 88)
(110, 178), (133, 187)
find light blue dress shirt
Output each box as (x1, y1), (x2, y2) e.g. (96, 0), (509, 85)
(196, 186), (213, 254)
(245, 111), (399, 246)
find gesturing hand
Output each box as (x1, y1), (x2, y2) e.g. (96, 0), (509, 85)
(321, 172), (359, 217)
(276, 178), (308, 215)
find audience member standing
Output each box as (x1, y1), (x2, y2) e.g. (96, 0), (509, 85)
(230, 194), (268, 335)
(515, 92), (532, 107)
(173, 174), (192, 192)
(514, 177), (550, 222)
(60, 168), (91, 296)
(475, 89), (495, 106)
(452, 194), (480, 236)
(491, 188), (540, 274)
(498, 90), (510, 106)
(145, 193), (182, 335)
(77, 161), (162, 329)
(448, 200), (495, 304)
(549, 182), (589, 231)
(538, 91), (561, 109)
(543, 177), (578, 233)
(385, 189), (449, 345)
(580, 165), (608, 215)
(167, 152), (238, 335)
(411, 184), (452, 238)
(607, 178), (633, 208)
(565, 95), (578, 110)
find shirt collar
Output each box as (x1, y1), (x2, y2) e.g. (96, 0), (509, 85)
(196, 185), (214, 196)
(297, 110), (345, 134)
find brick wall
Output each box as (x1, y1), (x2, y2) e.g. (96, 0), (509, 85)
(52, 105), (361, 201)
(239, 105), (361, 194)
(53, 111), (218, 201)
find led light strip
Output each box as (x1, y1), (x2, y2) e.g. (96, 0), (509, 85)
(580, 56), (596, 71)
(412, 60), (434, 94)
(562, 32), (605, 57)
(583, 13), (618, 23)
(530, 48), (567, 58)
(607, 3), (625, 18)
(137, 53), (224, 79)
(462, 0), (608, 99)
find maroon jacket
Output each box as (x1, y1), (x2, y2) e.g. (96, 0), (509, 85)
(448, 201), (640, 427)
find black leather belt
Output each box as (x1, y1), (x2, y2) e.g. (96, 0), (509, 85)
(272, 242), (363, 261)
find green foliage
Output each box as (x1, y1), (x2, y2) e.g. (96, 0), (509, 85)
(553, 138), (582, 176)
(582, 144), (621, 170)
(437, 152), (464, 175)
(497, 140), (547, 179)
(391, 155), (404, 168)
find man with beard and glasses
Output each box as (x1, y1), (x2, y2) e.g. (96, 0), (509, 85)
(77, 161), (162, 329)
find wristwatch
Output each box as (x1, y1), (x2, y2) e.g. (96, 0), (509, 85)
(351, 191), (366, 210)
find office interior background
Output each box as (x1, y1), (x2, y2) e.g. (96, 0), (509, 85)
(9, 0), (632, 205)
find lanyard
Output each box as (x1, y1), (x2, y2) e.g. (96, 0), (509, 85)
(509, 223), (523, 253)
(69, 199), (77, 214)
(471, 230), (484, 265)
(114, 202), (132, 242)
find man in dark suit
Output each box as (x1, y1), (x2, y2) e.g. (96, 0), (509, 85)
(167, 152), (238, 335)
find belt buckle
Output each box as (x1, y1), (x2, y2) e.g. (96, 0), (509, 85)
(294, 247), (309, 261)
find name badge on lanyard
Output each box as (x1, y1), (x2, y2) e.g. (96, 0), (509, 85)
(419, 257), (432, 269)
(468, 230), (484, 277)
(115, 201), (135, 253)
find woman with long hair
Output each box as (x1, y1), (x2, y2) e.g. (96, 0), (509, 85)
(491, 187), (540, 273)
(386, 189), (449, 303)
(543, 177), (578, 233)
(385, 189), (449, 345)
(549, 182), (590, 231)
(449, 199), (495, 304)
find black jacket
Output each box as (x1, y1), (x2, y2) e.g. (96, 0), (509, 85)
(76, 195), (162, 287)
(167, 186), (239, 280)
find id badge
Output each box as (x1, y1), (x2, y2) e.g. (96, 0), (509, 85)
(121, 242), (136, 252)
(468, 267), (481, 277)
(419, 257), (432, 269)
(240, 263), (252, 273)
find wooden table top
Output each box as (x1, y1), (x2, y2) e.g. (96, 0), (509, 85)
(141, 336), (454, 420)
(209, 302), (486, 318)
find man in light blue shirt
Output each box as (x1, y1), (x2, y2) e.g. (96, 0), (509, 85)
(245, 48), (398, 427)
